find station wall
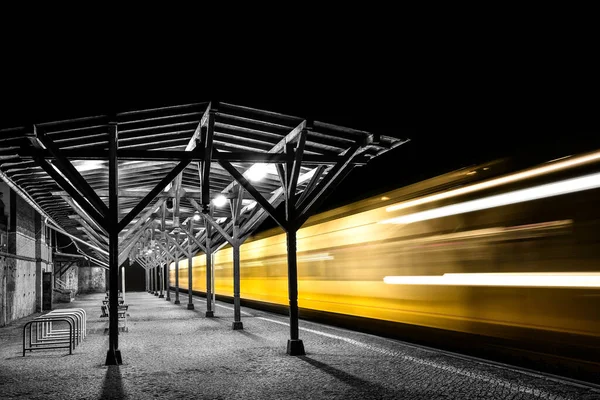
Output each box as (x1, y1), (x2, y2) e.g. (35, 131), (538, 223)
(0, 182), (111, 326)
(79, 266), (106, 293)
(0, 188), (49, 326)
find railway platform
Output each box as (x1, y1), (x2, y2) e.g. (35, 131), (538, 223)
(0, 292), (599, 400)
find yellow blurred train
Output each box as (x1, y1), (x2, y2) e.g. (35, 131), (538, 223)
(170, 149), (600, 381)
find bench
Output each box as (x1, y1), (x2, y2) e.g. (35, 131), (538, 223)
(100, 301), (126, 318)
(103, 304), (129, 331)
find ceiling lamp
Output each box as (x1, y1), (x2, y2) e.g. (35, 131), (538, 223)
(246, 163), (269, 182)
(212, 194), (227, 207)
(73, 160), (104, 172)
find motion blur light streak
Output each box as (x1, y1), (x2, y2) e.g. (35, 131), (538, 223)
(381, 172), (600, 225)
(383, 273), (600, 287)
(239, 253), (334, 268)
(170, 150), (600, 377)
(385, 149), (600, 213)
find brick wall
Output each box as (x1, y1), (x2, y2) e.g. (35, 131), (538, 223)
(11, 194), (38, 321)
(0, 182), (105, 323)
(0, 186), (50, 325)
(78, 266), (106, 293)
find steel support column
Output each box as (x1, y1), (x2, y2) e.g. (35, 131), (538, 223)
(232, 223), (242, 329)
(231, 189), (243, 330)
(158, 259), (164, 298)
(154, 267), (159, 295)
(286, 228), (304, 355)
(205, 217), (214, 317)
(165, 261), (171, 301)
(174, 233), (180, 305)
(187, 220), (194, 310)
(105, 122), (122, 365)
(285, 136), (306, 356)
(156, 266), (160, 295)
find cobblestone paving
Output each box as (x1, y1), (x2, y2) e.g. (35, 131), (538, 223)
(0, 292), (598, 399)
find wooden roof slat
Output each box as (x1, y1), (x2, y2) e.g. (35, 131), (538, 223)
(0, 100), (408, 265)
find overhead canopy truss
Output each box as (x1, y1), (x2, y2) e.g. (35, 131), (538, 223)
(0, 101), (408, 266)
(0, 100), (409, 364)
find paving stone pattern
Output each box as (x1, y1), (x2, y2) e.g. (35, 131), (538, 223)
(0, 292), (598, 400)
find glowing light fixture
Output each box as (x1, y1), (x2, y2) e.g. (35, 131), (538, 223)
(380, 171), (600, 225)
(383, 272), (600, 288)
(385, 149), (600, 213)
(246, 163), (269, 182)
(74, 160), (104, 172)
(193, 211), (201, 221)
(212, 194), (227, 207)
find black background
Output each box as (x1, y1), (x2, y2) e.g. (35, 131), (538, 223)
(2, 29), (598, 212)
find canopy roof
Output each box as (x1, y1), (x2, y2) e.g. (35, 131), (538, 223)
(0, 101), (408, 268)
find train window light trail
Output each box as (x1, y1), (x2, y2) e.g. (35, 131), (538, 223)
(385, 149), (600, 213)
(382, 151), (600, 288)
(383, 272), (600, 287)
(380, 171), (600, 225)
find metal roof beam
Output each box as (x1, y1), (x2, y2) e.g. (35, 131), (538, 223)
(117, 160), (191, 232)
(119, 221), (155, 266)
(296, 143), (362, 227)
(180, 225), (207, 254)
(295, 165), (326, 208)
(158, 237), (180, 261)
(211, 119), (308, 233)
(35, 126), (109, 218)
(53, 189), (202, 199)
(201, 103), (216, 211)
(71, 218), (109, 244)
(33, 154), (108, 232)
(77, 227), (108, 254)
(166, 232), (188, 257)
(17, 148), (371, 165)
(215, 148), (287, 232)
(120, 198), (165, 241)
(239, 188), (286, 242)
(60, 195), (108, 237)
(45, 218), (109, 256)
(188, 198), (234, 245)
(287, 128), (308, 207)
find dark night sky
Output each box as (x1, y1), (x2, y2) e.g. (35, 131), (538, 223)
(2, 45), (599, 213)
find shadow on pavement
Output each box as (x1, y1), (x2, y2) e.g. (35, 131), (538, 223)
(298, 355), (405, 399)
(101, 365), (125, 399)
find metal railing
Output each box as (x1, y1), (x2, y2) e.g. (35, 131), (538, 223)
(55, 278), (67, 290)
(22, 308), (86, 356)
